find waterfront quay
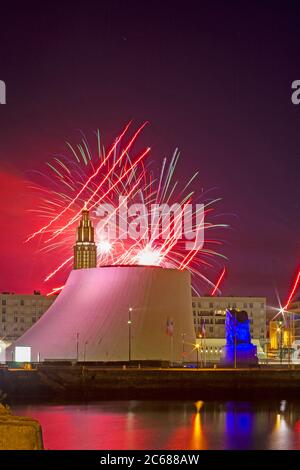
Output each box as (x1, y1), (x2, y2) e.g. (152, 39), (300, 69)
(2, 364), (300, 402)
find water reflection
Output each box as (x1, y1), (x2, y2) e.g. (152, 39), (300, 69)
(12, 400), (300, 450)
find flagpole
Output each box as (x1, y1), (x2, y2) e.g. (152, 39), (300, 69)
(170, 335), (174, 366)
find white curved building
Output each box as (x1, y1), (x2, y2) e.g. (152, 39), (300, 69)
(8, 266), (195, 363)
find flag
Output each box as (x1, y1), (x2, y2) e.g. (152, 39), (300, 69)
(166, 317), (174, 337)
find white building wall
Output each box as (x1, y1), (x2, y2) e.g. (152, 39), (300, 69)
(8, 267), (196, 363)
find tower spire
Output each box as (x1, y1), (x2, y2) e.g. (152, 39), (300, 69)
(73, 205), (97, 269)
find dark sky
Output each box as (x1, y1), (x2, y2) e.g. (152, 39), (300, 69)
(0, 0), (299, 305)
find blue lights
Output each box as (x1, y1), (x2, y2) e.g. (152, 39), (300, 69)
(221, 309), (258, 367)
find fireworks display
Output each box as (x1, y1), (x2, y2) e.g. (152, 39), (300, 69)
(272, 267), (300, 321)
(26, 122), (227, 295)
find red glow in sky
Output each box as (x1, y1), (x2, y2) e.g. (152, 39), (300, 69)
(0, 170), (64, 294)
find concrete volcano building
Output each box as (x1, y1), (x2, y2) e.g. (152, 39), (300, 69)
(8, 208), (195, 363)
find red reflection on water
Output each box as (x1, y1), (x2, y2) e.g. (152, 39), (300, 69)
(164, 413), (208, 450)
(15, 405), (158, 450)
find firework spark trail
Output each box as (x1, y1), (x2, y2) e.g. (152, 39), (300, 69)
(46, 285), (65, 296)
(283, 268), (300, 310)
(157, 201), (192, 263)
(42, 163), (147, 279)
(211, 267), (226, 295)
(27, 125), (228, 293)
(44, 256), (73, 282)
(45, 141), (150, 243)
(179, 224), (205, 271)
(96, 175), (145, 266)
(25, 121), (132, 243)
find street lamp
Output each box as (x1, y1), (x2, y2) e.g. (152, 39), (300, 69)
(76, 332), (80, 362)
(195, 343), (200, 369)
(234, 310), (237, 369)
(128, 307), (133, 362)
(277, 320), (283, 364)
(83, 341), (88, 363)
(181, 333), (186, 366)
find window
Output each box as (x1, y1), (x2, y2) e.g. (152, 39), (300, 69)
(198, 302), (201, 308)
(14, 317), (18, 323)
(209, 302), (213, 308)
(249, 303), (253, 308)
(2, 308), (5, 314)
(32, 317), (36, 323)
(192, 302), (196, 308)
(243, 303), (247, 308)
(232, 303), (237, 308)
(209, 327), (214, 332)
(2, 316), (5, 322)
(20, 300), (24, 306)
(2, 300), (6, 306)
(261, 303), (265, 308)
(20, 318), (24, 323)
(193, 311), (196, 316)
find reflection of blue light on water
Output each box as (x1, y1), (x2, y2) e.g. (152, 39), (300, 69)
(226, 412), (252, 434)
(225, 405), (254, 449)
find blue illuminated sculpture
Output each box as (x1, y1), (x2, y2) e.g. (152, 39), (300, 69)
(221, 309), (258, 367)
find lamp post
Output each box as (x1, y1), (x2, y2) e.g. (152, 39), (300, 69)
(234, 310), (237, 369)
(195, 343), (200, 369)
(76, 332), (79, 362)
(278, 320), (283, 364)
(181, 333), (186, 366)
(128, 307), (132, 363)
(83, 341), (88, 363)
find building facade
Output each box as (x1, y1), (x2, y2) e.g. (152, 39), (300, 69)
(73, 205), (97, 269)
(0, 292), (55, 342)
(287, 298), (300, 340)
(192, 296), (266, 345)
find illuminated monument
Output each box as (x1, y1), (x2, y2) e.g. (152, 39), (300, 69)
(73, 204), (97, 269)
(221, 309), (258, 367)
(8, 207), (195, 363)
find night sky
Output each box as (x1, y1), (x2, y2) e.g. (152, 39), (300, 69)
(0, 0), (299, 305)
